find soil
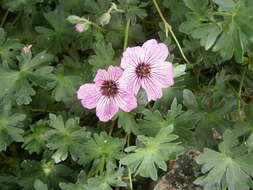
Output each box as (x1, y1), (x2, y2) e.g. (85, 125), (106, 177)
(152, 148), (203, 190)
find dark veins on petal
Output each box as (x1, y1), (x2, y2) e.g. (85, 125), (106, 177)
(101, 80), (118, 97)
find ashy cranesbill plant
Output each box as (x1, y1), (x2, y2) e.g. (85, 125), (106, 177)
(0, 0), (253, 190)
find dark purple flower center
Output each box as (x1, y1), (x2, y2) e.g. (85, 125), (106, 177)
(135, 63), (151, 78)
(101, 80), (118, 97)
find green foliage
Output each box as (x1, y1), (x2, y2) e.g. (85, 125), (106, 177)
(45, 114), (90, 163)
(0, 105), (26, 151)
(118, 110), (139, 135)
(0, 28), (22, 65)
(16, 160), (75, 190)
(195, 130), (253, 190)
(60, 166), (126, 190)
(34, 180), (48, 190)
(120, 126), (184, 180)
(36, 11), (74, 54)
(1, 0), (37, 12)
(88, 42), (116, 73)
(180, 0), (253, 62)
(79, 132), (125, 175)
(0, 0), (253, 189)
(84, 166), (126, 190)
(51, 65), (81, 102)
(23, 120), (49, 154)
(0, 51), (54, 105)
(59, 171), (87, 190)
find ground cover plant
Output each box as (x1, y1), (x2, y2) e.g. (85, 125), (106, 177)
(0, 0), (253, 190)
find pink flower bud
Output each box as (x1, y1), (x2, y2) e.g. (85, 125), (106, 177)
(23, 45), (32, 53)
(75, 24), (84, 33)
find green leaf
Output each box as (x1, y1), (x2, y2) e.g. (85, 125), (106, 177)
(173, 64), (186, 78)
(88, 42), (116, 73)
(60, 171), (87, 190)
(0, 51), (55, 105)
(118, 110), (139, 135)
(45, 114), (90, 163)
(51, 64), (81, 102)
(183, 89), (198, 110)
(138, 109), (171, 136)
(183, 0), (209, 14)
(180, 0), (253, 62)
(36, 11), (74, 54)
(1, 0), (37, 12)
(0, 174), (20, 189)
(118, 0), (148, 23)
(23, 120), (49, 154)
(120, 126), (184, 180)
(195, 130), (253, 190)
(34, 180), (48, 190)
(17, 160), (76, 190)
(0, 105), (26, 151)
(86, 166), (127, 190)
(0, 28), (23, 65)
(79, 132), (125, 174)
(60, 166), (126, 190)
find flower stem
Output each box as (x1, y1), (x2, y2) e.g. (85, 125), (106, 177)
(152, 0), (190, 64)
(123, 19), (131, 51)
(89, 21), (104, 31)
(12, 12), (22, 26)
(1, 9), (9, 27)
(126, 133), (133, 190)
(108, 120), (116, 136)
(0, 152), (7, 159)
(128, 168), (133, 190)
(213, 12), (232, 16)
(238, 67), (247, 121)
(31, 109), (56, 113)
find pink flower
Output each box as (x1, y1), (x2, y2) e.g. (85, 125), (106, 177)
(75, 24), (84, 32)
(119, 39), (174, 101)
(77, 66), (137, 122)
(23, 45), (32, 53)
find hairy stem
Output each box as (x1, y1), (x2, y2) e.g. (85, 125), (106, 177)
(1, 9), (9, 27)
(108, 120), (116, 136)
(90, 21), (104, 31)
(31, 108), (56, 113)
(213, 12), (232, 16)
(126, 134), (133, 190)
(238, 67), (247, 121)
(152, 0), (190, 64)
(123, 19), (131, 51)
(12, 12), (22, 25)
(128, 168), (133, 190)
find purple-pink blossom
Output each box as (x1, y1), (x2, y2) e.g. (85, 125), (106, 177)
(75, 24), (84, 32)
(119, 39), (174, 101)
(77, 66), (137, 122)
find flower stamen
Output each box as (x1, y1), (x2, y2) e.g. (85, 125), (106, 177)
(101, 80), (118, 97)
(135, 63), (151, 78)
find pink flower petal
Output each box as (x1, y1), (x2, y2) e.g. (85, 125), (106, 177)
(151, 61), (174, 88)
(108, 66), (123, 81)
(94, 69), (109, 86)
(115, 90), (137, 112)
(121, 46), (145, 69)
(141, 78), (163, 101)
(142, 39), (169, 65)
(77, 84), (101, 109)
(96, 96), (119, 122)
(119, 68), (141, 95)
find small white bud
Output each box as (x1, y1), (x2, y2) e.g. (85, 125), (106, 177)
(99, 13), (111, 26)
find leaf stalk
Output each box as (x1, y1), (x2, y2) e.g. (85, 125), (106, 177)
(152, 0), (190, 64)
